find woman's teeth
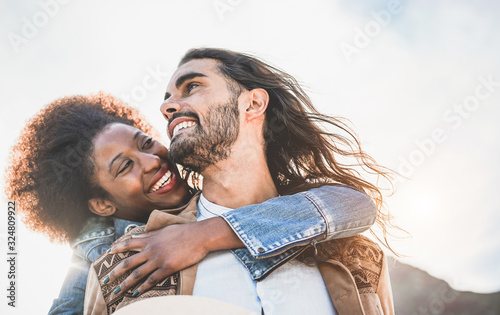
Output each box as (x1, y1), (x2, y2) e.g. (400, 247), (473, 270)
(173, 121), (197, 137)
(150, 170), (172, 192)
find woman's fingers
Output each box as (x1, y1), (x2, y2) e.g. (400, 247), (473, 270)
(110, 230), (160, 253)
(129, 268), (170, 297)
(104, 251), (148, 285)
(131, 231), (156, 239)
(131, 233), (153, 238)
(102, 224), (213, 297)
(111, 262), (158, 297)
(109, 236), (145, 254)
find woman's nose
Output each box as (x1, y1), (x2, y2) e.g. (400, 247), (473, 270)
(141, 153), (161, 173)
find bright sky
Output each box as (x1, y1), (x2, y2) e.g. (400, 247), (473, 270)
(1, 0), (499, 313)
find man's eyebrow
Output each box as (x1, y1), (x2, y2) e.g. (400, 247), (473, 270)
(164, 72), (207, 100)
(175, 72), (207, 89)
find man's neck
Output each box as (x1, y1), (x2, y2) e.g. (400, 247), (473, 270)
(200, 142), (278, 209)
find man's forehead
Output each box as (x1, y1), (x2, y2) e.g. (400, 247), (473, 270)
(168, 59), (221, 85)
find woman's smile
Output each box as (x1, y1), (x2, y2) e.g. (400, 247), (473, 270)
(92, 123), (189, 221)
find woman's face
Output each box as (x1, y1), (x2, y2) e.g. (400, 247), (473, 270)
(92, 123), (189, 221)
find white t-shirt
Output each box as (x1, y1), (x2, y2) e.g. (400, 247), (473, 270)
(192, 194), (337, 315)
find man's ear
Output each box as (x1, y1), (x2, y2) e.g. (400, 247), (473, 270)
(88, 198), (116, 217)
(244, 88), (269, 120)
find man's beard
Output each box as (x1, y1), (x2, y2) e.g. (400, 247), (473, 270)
(169, 97), (240, 173)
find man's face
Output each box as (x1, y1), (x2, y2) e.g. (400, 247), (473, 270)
(161, 59), (241, 172)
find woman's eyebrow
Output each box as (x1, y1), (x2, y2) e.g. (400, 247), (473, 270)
(133, 131), (141, 140)
(109, 153), (122, 173)
(108, 131), (142, 172)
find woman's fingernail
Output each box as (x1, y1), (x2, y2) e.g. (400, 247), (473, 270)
(103, 275), (110, 285)
(113, 286), (121, 294)
(106, 248), (111, 254)
(132, 290), (139, 297)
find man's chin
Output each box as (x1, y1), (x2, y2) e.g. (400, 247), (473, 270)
(173, 159), (207, 174)
(169, 146), (207, 173)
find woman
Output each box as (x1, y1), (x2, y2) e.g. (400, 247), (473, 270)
(4, 93), (379, 314)
(4, 93), (192, 314)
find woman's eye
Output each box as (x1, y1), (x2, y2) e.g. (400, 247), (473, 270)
(117, 160), (132, 175)
(142, 137), (153, 149)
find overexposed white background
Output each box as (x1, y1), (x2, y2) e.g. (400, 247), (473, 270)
(1, 0), (499, 314)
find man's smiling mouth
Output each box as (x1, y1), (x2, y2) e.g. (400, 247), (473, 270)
(168, 117), (198, 138)
(172, 120), (197, 138)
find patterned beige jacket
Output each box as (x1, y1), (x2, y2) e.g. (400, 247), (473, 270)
(84, 193), (394, 315)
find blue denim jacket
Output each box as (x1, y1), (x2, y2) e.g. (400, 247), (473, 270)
(48, 185), (376, 314)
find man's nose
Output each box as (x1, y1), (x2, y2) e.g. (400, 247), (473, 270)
(160, 98), (181, 121)
(141, 153), (161, 173)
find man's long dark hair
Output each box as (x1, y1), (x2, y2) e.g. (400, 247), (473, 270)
(180, 48), (399, 252)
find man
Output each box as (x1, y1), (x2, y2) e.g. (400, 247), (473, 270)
(85, 48), (394, 314)
(162, 55), (336, 313)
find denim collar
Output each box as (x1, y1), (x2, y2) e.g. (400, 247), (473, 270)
(112, 217), (144, 238)
(71, 217), (143, 249)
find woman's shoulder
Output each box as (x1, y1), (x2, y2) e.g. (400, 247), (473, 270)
(71, 217), (115, 246)
(70, 217), (116, 262)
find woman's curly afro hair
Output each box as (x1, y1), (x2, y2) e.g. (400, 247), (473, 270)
(4, 92), (158, 243)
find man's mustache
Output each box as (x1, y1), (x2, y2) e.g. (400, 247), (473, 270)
(168, 111), (200, 127)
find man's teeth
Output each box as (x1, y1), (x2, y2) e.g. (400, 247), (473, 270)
(172, 121), (197, 137)
(150, 170), (172, 192)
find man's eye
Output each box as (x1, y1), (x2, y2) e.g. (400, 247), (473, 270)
(142, 137), (154, 149)
(187, 83), (198, 92)
(117, 160), (132, 175)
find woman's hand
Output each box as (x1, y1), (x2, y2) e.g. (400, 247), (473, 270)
(105, 217), (243, 297)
